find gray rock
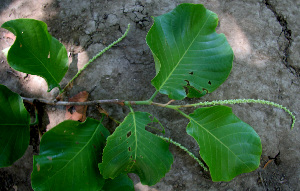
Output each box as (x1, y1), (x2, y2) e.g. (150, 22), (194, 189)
(85, 20), (96, 34)
(106, 14), (118, 26)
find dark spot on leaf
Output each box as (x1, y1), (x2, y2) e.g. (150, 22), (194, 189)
(100, 132), (104, 137)
(127, 131), (131, 138)
(128, 147), (131, 151)
(120, 137), (122, 140)
(208, 81), (212, 85)
(130, 156), (133, 159)
(189, 71), (194, 75)
(127, 141), (129, 144)
(133, 160), (136, 163)
(140, 155), (143, 158)
(76, 141), (79, 144)
(92, 144), (96, 149)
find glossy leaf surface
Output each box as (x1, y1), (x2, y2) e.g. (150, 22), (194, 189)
(186, 106), (262, 181)
(0, 84), (30, 167)
(1, 19), (68, 91)
(99, 112), (173, 186)
(147, 4), (233, 100)
(31, 118), (110, 190)
(101, 174), (134, 191)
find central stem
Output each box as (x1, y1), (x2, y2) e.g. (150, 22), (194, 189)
(22, 96), (296, 129)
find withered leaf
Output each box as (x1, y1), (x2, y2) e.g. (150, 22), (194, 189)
(65, 91), (89, 122)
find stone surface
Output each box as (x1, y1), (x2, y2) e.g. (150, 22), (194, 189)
(0, 0), (299, 190)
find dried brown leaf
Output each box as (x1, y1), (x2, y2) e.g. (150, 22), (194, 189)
(65, 91), (89, 122)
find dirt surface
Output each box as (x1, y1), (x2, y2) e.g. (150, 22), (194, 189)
(0, 0), (299, 190)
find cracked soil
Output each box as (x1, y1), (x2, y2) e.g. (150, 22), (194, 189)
(0, 0), (299, 190)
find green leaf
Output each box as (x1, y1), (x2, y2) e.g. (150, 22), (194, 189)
(101, 174), (134, 191)
(186, 85), (208, 98)
(31, 118), (110, 191)
(0, 84), (30, 167)
(186, 106), (262, 181)
(146, 4), (233, 100)
(1, 19), (68, 92)
(99, 111), (173, 186)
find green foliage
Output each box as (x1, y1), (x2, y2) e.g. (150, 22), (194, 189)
(99, 111), (173, 186)
(1, 19), (68, 91)
(31, 118), (110, 190)
(101, 174), (134, 191)
(0, 3), (296, 191)
(186, 106), (262, 181)
(0, 84), (30, 167)
(147, 4), (233, 100)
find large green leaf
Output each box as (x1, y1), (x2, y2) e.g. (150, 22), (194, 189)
(99, 112), (173, 186)
(101, 174), (134, 191)
(186, 106), (262, 181)
(31, 118), (110, 191)
(146, 4), (233, 100)
(1, 19), (68, 91)
(0, 84), (30, 167)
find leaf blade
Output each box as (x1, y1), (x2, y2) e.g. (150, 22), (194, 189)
(101, 174), (134, 191)
(186, 106), (262, 181)
(99, 112), (173, 186)
(146, 4), (233, 100)
(31, 118), (110, 190)
(0, 84), (30, 167)
(1, 19), (68, 91)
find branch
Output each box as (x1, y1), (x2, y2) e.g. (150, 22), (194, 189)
(22, 97), (295, 130)
(22, 97), (125, 106)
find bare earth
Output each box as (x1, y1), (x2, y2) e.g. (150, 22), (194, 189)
(0, 0), (299, 190)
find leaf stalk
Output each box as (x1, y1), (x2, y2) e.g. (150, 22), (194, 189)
(148, 90), (159, 102)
